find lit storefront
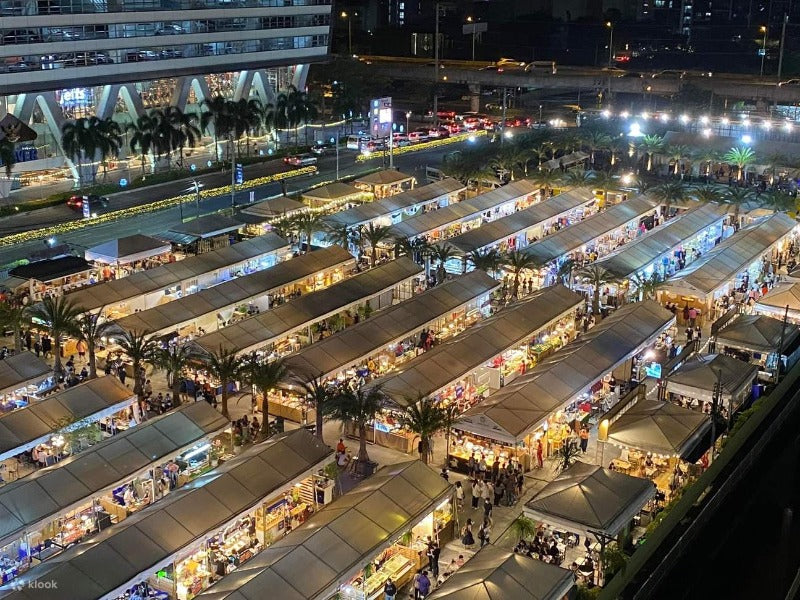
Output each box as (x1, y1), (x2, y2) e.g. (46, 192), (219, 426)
(353, 170), (416, 198)
(9, 256), (93, 301)
(0, 353), (55, 416)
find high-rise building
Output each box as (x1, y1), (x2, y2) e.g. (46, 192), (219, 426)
(0, 0), (332, 182)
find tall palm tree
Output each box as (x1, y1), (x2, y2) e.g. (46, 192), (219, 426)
(61, 117), (98, 187)
(556, 258), (577, 288)
(467, 248), (503, 277)
(722, 186), (754, 227)
(0, 138), (15, 179)
(691, 184), (724, 204)
(153, 344), (197, 404)
(166, 107), (201, 168)
(286, 86), (319, 145)
(583, 130), (611, 167)
(693, 148), (719, 178)
(325, 223), (358, 251)
(722, 146), (757, 181)
(324, 385), (384, 464)
(361, 222), (393, 266)
(763, 152), (788, 185)
(608, 137), (628, 168)
(27, 296), (83, 375)
(0, 304), (27, 353)
(591, 170), (618, 209)
(149, 108), (179, 170)
(394, 235), (430, 263)
(760, 190), (797, 214)
(241, 355), (288, 439)
(529, 169), (562, 197)
(75, 310), (113, 379)
(200, 96), (232, 163)
(650, 181), (688, 216)
(295, 373), (335, 443)
(637, 134), (664, 172)
(430, 243), (458, 284)
(578, 263), (618, 315)
(398, 394), (451, 465)
(293, 212), (324, 253)
(229, 98), (263, 158)
(562, 169), (596, 188)
(503, 250), (544, 299)
(629, 271), (666, 301)
(127, 113), (157, 177)
(95, 117), (122, 182)
(204, 346), (244, 419)
(115, 329), (158, 400)
(490, 146), (523, 181)
(665, 144), (691, 176)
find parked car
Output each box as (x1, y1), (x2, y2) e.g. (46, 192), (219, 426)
(311, 142), (336, 155)
(408, 129), (430, 143)
(66, 194), (109, 211)
(284, 153), (318, 166)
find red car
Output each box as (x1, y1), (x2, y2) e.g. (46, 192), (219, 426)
(66, 194), (109, 211)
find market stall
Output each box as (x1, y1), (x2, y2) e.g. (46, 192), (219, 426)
(301, 182), (371, 211)
(239, 196), (308, 228)
(755, 282), (800, 322)
(191, 257), (421, 360)
(542, 151), (589, 172)
(666, 353), (759, 415)
(10, 256), (93, 301)
(361, 285), (583, 453)
(426, 545), (575, 600)
(192, 460), (453, 600)
(0, 352), (54, 415)
(659, 212), (798, 315)
(453, 301), (676, 471)
(713, 314), (800, 380)
(65, 233), (290, 318)
(354, 169), (416, 198)
(0, 402), (228, 585)
(161, 215), (244, 254)
(0, 376), (137, 463)
(388, 180), (539, 242)
(112, 246), (356, 338)
(0, 428), (334, 600)
(323, 178), (466, 230)
(85, 235), (172, 271)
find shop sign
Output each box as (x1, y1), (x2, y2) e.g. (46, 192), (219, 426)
(371, 97), (392, 138)
(645, 362), (662, 378)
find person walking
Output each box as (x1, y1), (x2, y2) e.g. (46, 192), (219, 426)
(412, 571), (422, 600)
(580, 428), (589, 453)
(417, 571), (431, 599)
(455, 481), (464, 510)
(427, 542), (440, 579)
(383, 578), (397, 600)
(461, 519), (475, 548)
(471, 480), (481, 510)
(483, 496), (493, 521)
(536, 439), (544, 468)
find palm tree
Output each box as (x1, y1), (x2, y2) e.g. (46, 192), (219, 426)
(127, 113), (157, 177)
(509, 515), (538, 543)
(760, 190), (797, 214)
(722, 146), (757, 181)
(293, 212), (324, 253)
(503, 250), (544, 299)
(650, 181), (688, 216)
(556, 258), (577, 288)
(204, 346), (244, 419)
(608, 137), (628, 168)
(665, 144), (691, 176)
(490, 146), (523, 181)
(115, 329), (158, 399)
(398, 394), (451, 465)
(242, 355), (288, 439)
(286, 86), (319, 145)
(467, 248), (503, 277)
(691, 184), (724, 204)
(295, 373), (335, 443)
(325, 223), (358, 252)
(591, 170), (617, 209)
(149, 108), (179, 170)
(200, 96), (232, 164)
(61, 117), (98, 187)
(166, 107), (201, 168)
(722, 186), (754, 227)
(556, 441), (582, 471)
(629, 271), (665, 301)
(583, 130), (611, 167)
(361, 222), (393, 266)
(637, 134), (664, 172)
(95, 117), (122, 182)
(430, 243), (458, 284)
(578, 263), (618, 315)
(27, 296), (83, 375)
(75, 310), (113, 379)
(0, 304), (27, 353)
(561, 169), (596, 188)
(0, 138), (15, 179)
(763, 152), (787, 185)
(153, 344), (197, 404)
(229, 98), (263, 158)
(324, 385), (384, 465)
(394, 235), (430, 263)
(529, 169), (562, 197)
(693, 148), (719, 178)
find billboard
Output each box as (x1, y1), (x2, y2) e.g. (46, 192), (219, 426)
(370, 97), (392, 138)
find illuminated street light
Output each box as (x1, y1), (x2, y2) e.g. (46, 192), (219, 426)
(700, 115), (709, 124)
(640, 111), (649, 120)
(721, 117), (730, 125)
(785, 122), (793, 132)
(762, 121), (772, 129)
(660, 113), (670, 123)
(680, 114), (690, 124)
(741, 134), (752, 144)
(620, 111), (630, 119)
(703, 128), (712, 138)
(602, 109), (611, 119)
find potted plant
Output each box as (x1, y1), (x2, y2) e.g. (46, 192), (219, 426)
(233, 433), (243, 455)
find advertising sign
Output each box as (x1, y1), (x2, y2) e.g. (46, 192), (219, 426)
(370, 97), (392, 138)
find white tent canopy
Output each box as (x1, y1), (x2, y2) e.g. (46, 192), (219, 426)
(85, 235), (172, 265)
(666, 353), (758, 402)
(755, 282), (800, 320)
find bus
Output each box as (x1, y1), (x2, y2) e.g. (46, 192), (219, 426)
(346, 135), (370, 150)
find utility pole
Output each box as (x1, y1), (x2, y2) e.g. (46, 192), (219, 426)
(709, 367), (722, 465)
(500, 88), (508, 145)
(778, 15), (789, 81)
(606, 22), (614, 68)
(433, 1), (440, 127)
(776, 304), (790, 381)
(335, 129), (340, 180)
(760, 25), (768, 77)
(389, 117), (394, 169)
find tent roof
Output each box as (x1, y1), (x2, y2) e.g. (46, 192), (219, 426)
(3, 428), (332, 600)
(64, 234), (289, 313)
(389, 180), (539, 240)
(114, 246), (354, 336)
(715, 313), (800, 354)
(193, 461), (451, 600)
(443, 187), (596, 255)
(191, 258), (422, 356)
(524, 462), (656, 537)
(367, 285), (583, 406)
(9, 256), (91, 283)
(426, 545), (574, 600)
(302, 182), (362, 202)
(663, 213), (797, 298)
(240, 196), (307, 220)
(597, 203), (728, 279)
(84, 235), (172, 265)
(755, 282), (800, 317)
(666, 353), (759, 401)
(524, 195), (659, 265)
(0, 402), (227, 549)
(543, 151), (589, 171)
(283, 270), (499, 381)
(456, 301), (675, 442)
(0, 376), (135, 461)
(323, 179), (466, 229)
(168, 214), (243, 240)
(0, 352), (51, 396)
(354, 169), (415, 186)
(606, 398), (711, 458)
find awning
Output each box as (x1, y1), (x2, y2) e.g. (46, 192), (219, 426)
(1, 429), (332, 600)
(302, 182), (363, 204)
(665, 353), (759, 402)
(524, 462), (656, 538)
(755, 282), (800, 320)
(444, 187), (596, 255)
(456, 301), (676, 443)
(0, 376), (136, 462)
(0, 402), (228, 549)
(65, 233), (289, 313)
(367, 284), (584, 407)
(524, 195), (659, 266)
(354, 169), (416, 186)
(9, 256), (91, 283)
(193, 460), (451, 600)
(113, 246), (354, 337)
(167, 214), (243, 240)
(426, 545), (574, 600)
(606, 398), (711, 459)
(0, 352), (52, 396)
(662, 213), (797, 300)
(284, 270), (500, 381)
(323, 178), (465, 229)
(85, 235), (172, 265)
(389, 179), (539, 240)
(597, 203), (728, 279)
(542, 151), (589, 171)
(191, 258), (423, 356)
(240, 196), (307, 220)
(715, 313), (800, 354)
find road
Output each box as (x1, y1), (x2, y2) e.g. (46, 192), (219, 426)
(0, 139), (484, 268)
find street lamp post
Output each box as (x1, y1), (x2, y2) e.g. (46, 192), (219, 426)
(405, 111), (411, 134)
(190, 179), (203, 217)
(341, 11), (353, 55)
(760, 25), (768, 77)
(467, 16), (476, 61)
(433, 1), (441, 127)
(606, 21), (614, 67)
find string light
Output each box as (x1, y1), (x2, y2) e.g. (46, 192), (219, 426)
(355, 130), (487, 162)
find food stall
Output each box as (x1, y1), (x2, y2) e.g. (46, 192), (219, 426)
(192, 460), (453, 600)
(353, 169), (416, 198)
(238, 196), (308, 235)
(84, 234), (173, 280)
(301, 182), (371, 211)
(161, 214), (244, 254)
(9, 255), (93, 301)
(666, 353), (759, 415)
(0, 352), (54, 415)
(755, 282), (800, 323)
(713, 314), (800, 381)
